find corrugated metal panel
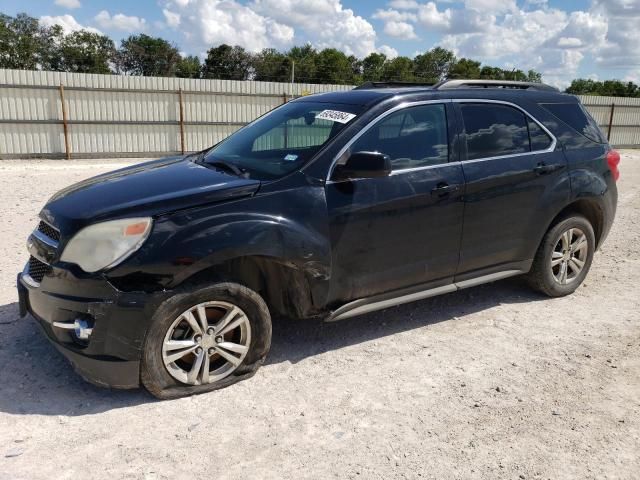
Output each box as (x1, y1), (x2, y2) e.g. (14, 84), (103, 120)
(579, 95), (640, 146)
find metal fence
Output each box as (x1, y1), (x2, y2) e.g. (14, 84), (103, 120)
(0, 68), (638, 159)
(577, 95), (640, 148)
(0, 69), (351, 159)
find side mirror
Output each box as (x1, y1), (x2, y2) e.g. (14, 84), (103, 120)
(332, 151), (392, 181)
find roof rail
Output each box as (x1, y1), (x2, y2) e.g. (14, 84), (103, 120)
(434, 79), (558, 92)
(354, 81), (436, 90)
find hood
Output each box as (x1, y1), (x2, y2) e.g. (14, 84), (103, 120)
(41, 156), (261, 233)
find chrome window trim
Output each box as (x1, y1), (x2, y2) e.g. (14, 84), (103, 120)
(325, 98), (558, 182)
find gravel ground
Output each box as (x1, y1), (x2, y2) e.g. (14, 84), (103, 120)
(0, 153), (638, 480)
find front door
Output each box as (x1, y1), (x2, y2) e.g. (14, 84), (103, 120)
(325, 102), (465, 304)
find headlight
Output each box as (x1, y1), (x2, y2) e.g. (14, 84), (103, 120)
(61, 217), (153, 273)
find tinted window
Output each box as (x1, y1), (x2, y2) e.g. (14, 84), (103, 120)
(528, 119), (553, 151)
(540, 103), (605, 144)
(461, 104), (529, 160)
(204, 101), (362, 180)
(349, 104), (448, 170)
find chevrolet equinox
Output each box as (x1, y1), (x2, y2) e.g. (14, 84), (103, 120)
(17, 79), (619, 398)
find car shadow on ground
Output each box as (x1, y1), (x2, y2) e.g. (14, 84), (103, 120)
(266, 277), (545, 366)
(0, 278), (545, 416)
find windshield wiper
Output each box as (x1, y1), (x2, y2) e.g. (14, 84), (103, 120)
(206, 160), (247, 178)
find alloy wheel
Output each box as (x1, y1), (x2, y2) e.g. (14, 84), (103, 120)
(162, 301), (251, 385)
(550, 227), (588, 285)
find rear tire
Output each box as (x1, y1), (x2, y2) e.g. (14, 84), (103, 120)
(527, 215), (595, 297)
(141, 282), (271, 399)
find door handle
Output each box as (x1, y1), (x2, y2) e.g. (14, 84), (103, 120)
(534, 163), (564, 175)
(431, 183), (460, 197)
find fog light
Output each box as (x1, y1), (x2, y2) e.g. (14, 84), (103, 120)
(73, 319), (93, 341)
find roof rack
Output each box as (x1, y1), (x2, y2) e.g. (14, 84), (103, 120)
(433, 79), (558, 92)
(354, 81), (436, 90)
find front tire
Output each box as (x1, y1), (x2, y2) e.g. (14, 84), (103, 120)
(527, 215), (595, 297)
(141, 282), (271, 399)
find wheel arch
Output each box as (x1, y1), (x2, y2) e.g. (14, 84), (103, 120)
(178, 255), (325, 319)
(545, 197), (605, 248)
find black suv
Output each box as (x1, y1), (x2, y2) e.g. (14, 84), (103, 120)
(17, 80), (619, 398)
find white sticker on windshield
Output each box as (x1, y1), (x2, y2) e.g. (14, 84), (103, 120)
(284, 154), (298, 162)
(315, 110), (357, 124)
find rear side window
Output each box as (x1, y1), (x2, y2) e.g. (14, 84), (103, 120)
(461, 104), (530, 160)
(540, 103), (606, 144)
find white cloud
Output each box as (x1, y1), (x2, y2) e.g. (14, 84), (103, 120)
(591, 0), (640, 68)
(383, 21), (418, 39)
(54, 0), (81, 9)
(94, 10), (147, 32)
(162, 9), (181, 28)
(161, 0), (380, 57)
(372, 8), (414, 22)
(378, 44), (399, 59)
(557, 37), (583, 48)
(40, 14), (101, 34)
(389, 0), (420, 9)
(161, 0), (294, 53)
(251, 0), (378, 57)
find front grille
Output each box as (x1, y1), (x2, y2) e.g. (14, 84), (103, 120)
(28, 256), (52, 283)
(37, 221), (60, 242)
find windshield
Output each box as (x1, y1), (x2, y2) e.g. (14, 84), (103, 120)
(203, 101), (362, 180)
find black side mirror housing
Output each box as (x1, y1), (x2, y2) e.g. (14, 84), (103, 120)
(332, 151), (392, 181)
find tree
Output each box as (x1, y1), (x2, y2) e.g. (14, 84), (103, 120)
(176, 55), (201, 79)
(413, 47), (456, 83)
(115, 34), (181, 77)
(381, 56), (414, 81)
(59, 30), (114, 74)
(0, 13), (62, 70)
(314, 48), (354, 84)
(566, 78), (639, 97)
(361, 52), (386, 82)
(286, 44), (317, 83)
(253, 48), (291, 82)
(448, 58), (481, 79)
(202, 44), (253, 80)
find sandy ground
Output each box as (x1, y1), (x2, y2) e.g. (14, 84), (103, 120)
(0, 153), (638, 480)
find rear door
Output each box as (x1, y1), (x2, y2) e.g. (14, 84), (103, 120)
(325, 101), (465, 304)
(454, 100), (570, 278)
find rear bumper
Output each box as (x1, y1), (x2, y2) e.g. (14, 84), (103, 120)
(17, 265), (167, 389)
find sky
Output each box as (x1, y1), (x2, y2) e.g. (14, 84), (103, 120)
(3, 0), (640, 88)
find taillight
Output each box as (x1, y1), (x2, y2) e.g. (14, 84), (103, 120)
(607, 150), (620, 181)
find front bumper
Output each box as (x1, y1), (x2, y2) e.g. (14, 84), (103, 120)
(17, 264), (167, 389)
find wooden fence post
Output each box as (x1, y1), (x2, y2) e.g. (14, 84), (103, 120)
(607, 102), (615, 142)
(178, 88), (186, 154)
(59, 84), (71, 160)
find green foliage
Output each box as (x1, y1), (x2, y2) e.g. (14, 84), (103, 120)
(59, 30), (115, 74)
(361, 52), (386, 82)
(176, 55), (201, 79)
(314, 48), (355, 84)
(381, 56), (414, 81)
(115, 34), (181, 77)
(566, 78), (640, 97)
(413, 46), (456, 82)
(202, 44), (253, 80)
(253, 48), (291, 82)
(448, 58), (481, 79)
(0, 13), (63, 70)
